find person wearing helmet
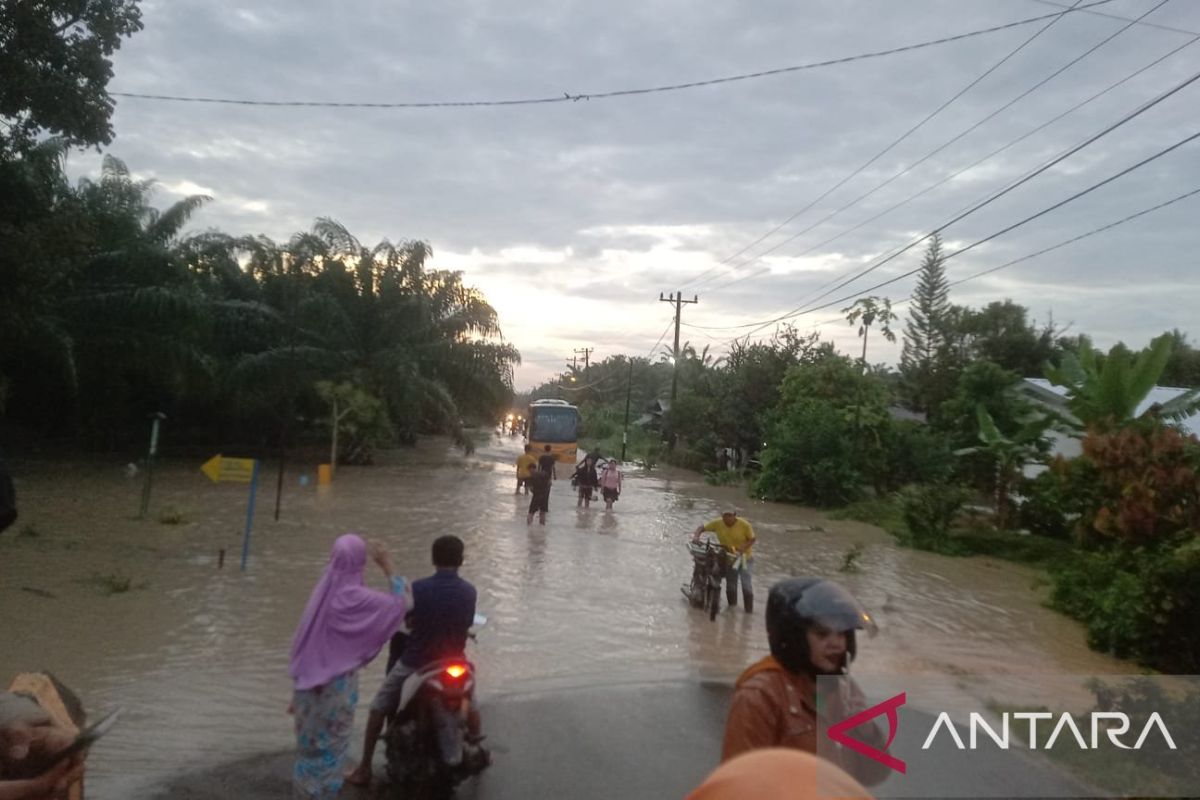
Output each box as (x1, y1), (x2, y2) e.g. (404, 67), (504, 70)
(721, 577), (889, 787)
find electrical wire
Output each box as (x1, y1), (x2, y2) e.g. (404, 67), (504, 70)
(110, 2), (1118, 109)
(1029, 0), (1200, 36)
(709, 187), (1200, 353)
(947, 185), (1200, 287)
(738, 65), (1200, 332)
(725, 129), (1200, 343)
(680, 0), (1093, 290)
(646, 320), (675, 358)
(697, 0), (1171, 292)
(708, 31), (1200, 293)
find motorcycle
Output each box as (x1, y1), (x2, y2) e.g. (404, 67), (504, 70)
(384, 614), (490, 798)
(681, 536), (734, 621)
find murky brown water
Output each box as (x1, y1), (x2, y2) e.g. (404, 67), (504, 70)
(1, 436), (1134, 798)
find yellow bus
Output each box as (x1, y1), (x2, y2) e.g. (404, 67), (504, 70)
(526, 399), (581, 465)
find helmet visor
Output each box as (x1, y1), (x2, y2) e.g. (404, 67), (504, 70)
(791, 581), (878, 638)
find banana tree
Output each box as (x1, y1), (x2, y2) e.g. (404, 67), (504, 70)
(1045, 334), (1200, 431)
(955, 405), (1052, 526)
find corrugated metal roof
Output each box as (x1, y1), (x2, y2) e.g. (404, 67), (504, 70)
(1021, 378), (1200, 437)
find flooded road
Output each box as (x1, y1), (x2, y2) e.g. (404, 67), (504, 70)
(1, 435), (1134, 798)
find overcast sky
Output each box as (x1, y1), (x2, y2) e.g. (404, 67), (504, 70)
(71, 0), (1200, 388)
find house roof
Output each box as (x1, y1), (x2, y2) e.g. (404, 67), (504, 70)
(1020, 378), (1200, 438)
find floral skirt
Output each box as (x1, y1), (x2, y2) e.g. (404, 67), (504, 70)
(292, 672), (359, 800)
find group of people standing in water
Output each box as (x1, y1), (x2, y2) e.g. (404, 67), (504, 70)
(515, 446), (624, 523)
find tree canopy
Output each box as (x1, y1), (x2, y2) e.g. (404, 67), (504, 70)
(0, 0), (143, 157)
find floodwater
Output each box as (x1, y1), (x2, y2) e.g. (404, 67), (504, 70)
(1, 435), (1134, 798)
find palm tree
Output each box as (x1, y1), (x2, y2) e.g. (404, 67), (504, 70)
(1044, 334), (1200, 431)
(1, 149), (213, 432)
(226, 219), (519, 451)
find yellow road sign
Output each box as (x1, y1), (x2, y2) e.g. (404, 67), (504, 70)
(200, 454), (257, 483)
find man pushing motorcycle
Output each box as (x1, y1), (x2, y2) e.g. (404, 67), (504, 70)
(691, 506), (756, 613)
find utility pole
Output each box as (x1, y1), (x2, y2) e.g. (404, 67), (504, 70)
(621, 359), (634, 461)
(659, 291), (698, 450)
(659, 291), (698, 405)
(574, 347), (593, 372)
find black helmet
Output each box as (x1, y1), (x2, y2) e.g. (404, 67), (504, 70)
(766, 578), (876, 675)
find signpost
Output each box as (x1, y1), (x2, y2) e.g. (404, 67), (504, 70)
(201, 455), (260, 571)
(138, 412), (167, 519)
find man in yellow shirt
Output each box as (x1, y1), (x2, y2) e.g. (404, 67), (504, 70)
(515, 445), (538, 494)
(692, 506), (756, 613)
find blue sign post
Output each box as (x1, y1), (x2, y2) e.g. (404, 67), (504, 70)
(240, 459), (261, 571)
(201, 454), (261, 571)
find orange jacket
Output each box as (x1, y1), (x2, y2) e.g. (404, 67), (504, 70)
(721, 656), (891, 787)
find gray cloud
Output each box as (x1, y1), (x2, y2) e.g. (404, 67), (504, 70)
(77, 0), (1200, 387)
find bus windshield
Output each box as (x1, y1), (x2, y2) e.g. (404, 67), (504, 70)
(529, 406), (579, 443)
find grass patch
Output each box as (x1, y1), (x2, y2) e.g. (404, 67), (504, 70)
(578, 430), (662, 468)
(838, 543), (866, 573)
(84, 573), (149, 595)
(953, 524), (1077, 569)
(17, 523), (41, 539)
(832, 496), (907, 538)
(835, 494), (1078, 569)
(157, 506), (187, 525)
(703, 470), (746, 487)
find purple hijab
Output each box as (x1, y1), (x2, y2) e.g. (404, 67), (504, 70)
(289, 534), (407, 691)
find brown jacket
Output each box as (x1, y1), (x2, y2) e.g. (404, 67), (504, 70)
(721, 656), (891, 787)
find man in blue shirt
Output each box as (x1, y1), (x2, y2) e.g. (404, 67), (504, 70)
(345, 535), (478, 786)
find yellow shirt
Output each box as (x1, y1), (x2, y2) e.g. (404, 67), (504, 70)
(703, 517), (756, 556)
(516, 453), (538, 479)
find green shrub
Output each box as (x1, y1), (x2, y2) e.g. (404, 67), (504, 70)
(756, 398), (863, 507)
(1016, 470), (1072, 538)
(873, 421), (955, 491)
(1051, 538), (1200, 671)
(898, 483), (972, 553)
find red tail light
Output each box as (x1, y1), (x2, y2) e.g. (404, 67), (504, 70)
(445, 663), (468, 679)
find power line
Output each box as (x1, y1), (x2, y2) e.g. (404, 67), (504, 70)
(708, 31), (1200, 294)
(741, 64), (1200, 332)
(681, 0), (1092, 290)
(646, 320), (674, 358)
(701, 62), (1200, 334)
(721, 182), (1200, 350)
(699, 0), (1170, 292)
(110, 2), (1119, 110)
(947, 185), (1200, 287)
(1029, 0), (1200, 36)
(727, 127), (1200, 342)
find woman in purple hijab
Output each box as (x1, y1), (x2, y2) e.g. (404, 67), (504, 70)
(289, 533), (408, 799)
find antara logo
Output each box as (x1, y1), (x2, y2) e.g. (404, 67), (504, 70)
(826, 692), (908, 774)
(825, 692), (1179, 778)
(921, 711), (1178, 751)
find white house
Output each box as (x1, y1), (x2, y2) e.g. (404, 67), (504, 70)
(1017, 378), (1200, 475)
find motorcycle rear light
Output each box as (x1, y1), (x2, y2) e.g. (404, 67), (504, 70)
(445, 664), (468, 679)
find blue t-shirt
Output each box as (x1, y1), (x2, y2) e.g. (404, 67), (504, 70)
(401, 569), (477, 669)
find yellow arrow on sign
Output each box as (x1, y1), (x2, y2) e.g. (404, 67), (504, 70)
(200, 454), (257, 483)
